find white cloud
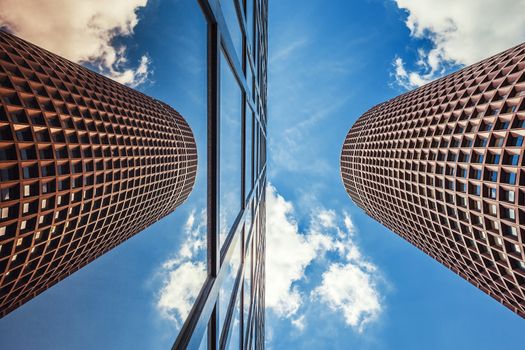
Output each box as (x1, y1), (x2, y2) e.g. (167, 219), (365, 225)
(393, 0), (525, 89)
(317, 209), (337, 229)
(266, 185), (384, 332)
(157, 261), (206, 327)
(266, 184), (325, 318)
(313, 262), (381, 333)
(169, 209), (207, 266)
(291, 314), (306, 331)
(155, 186), (384, 334)
(393, 55), (430, 89)
(312, 214), (382, 333)
(156, 209), (207, 328)
(0, 0), (150, 87)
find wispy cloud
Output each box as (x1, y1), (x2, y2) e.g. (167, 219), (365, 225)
(266, 185), (384, 333)
(268, 32), (353, 177)
(393, 0), (525, 89)
(0, 0), (151, 87)
(269, 37), (309, 65)
(393, 55), (431, 90)
(272, 95), (348, 177)
(155, 208), (207, 328)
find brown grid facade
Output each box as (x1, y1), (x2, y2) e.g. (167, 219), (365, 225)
(341, 42), (525, 317)
(0, 31), (197, 317)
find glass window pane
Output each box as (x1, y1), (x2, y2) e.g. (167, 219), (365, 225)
(197, 326), (208, 350)
(244, 201), (253, 247)
(245, 107), (253, 200)
(246, 61), (254, 99)
(219, 235), (241, 338)
(228, 296), (241, 349)
(254, 22), (259, 80)
(255, 123), (260, 177)
(221, 0), (243, 61)
(220, 51), (242, 248)
(243, 236), (252, 334)
(246, 0), (254, 49)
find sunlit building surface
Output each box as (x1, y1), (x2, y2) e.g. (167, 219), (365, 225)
(0, 31), (197, 317)
(342, 43), (525, 317)
(172, 0), (268, 349)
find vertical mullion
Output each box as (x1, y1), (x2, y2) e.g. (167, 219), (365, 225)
(241, 43), (247, 208)
(207, 0), (221, 284)
(208, 18), (221, 350)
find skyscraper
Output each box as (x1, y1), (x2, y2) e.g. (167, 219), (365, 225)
(0, 31), (197, 317)
(341, 42), (525, 317)
(172, 0), (267, 348)
(0, 0), (267, 346)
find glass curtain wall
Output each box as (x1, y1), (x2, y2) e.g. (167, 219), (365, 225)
(173, 0), (268, 349)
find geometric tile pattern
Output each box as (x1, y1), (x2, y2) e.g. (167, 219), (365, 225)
(341, 42), (525, 317)
(0, 30), (197, 317)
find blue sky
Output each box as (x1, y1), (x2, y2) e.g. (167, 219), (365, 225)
(1, 0), (525, 349)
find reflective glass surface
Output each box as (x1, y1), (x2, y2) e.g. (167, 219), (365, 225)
(221, 0), (244, 61)
(219, 233), (241, 335)
(245, 107), (254, 200)
(220, 50), (243, 249)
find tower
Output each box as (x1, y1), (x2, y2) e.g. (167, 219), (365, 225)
(0, 30), (197, 317)
(341, 43), (525, 317)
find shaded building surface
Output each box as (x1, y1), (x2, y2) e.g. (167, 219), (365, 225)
(0, 31), (197, 317)
(342, 43), (525, 317)
(172, 0), (268, 349)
